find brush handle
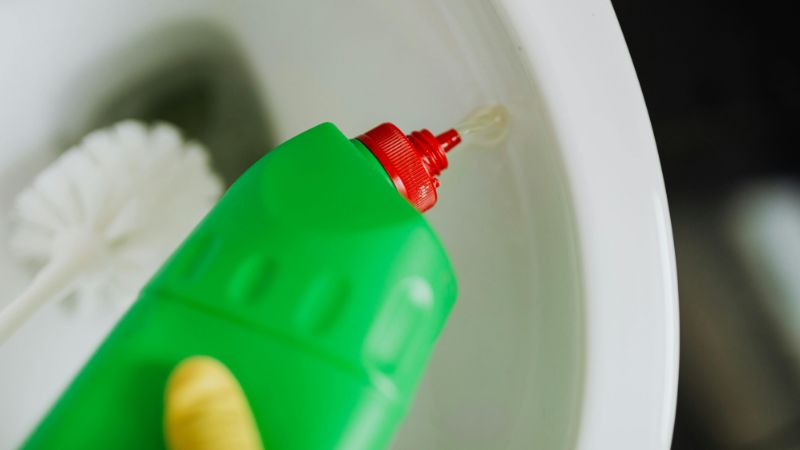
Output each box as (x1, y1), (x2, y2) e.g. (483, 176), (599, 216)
(0, 251), (87, 344)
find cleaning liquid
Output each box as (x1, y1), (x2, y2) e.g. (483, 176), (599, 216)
(20, 111), (509, 449)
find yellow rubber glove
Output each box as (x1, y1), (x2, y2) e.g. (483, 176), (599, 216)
(164, 356), (264, 450)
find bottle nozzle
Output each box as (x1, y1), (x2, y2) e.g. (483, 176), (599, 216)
(357, 124), (457, 212)
(356, 105), (508, 212)
(435, 129), (462, 153)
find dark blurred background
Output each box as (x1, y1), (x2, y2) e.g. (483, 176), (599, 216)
(611, 1), (800, 449)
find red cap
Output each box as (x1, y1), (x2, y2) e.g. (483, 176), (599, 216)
(357, 123), (461, 212)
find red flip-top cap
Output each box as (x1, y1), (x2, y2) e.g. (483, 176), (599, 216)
(357, 123), (461, 212)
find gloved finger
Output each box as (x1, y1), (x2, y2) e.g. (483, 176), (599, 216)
(164, 356), (263, 450)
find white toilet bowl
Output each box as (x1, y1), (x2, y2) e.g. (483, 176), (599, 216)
(0, 1), (678, 449)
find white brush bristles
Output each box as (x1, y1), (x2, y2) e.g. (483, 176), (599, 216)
(1, 121), (223, 343)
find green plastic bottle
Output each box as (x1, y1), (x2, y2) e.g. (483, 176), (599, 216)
(23, 121), (462, 449)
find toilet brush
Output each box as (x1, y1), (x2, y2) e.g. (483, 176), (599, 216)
(0, 121), (223, 343)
